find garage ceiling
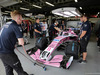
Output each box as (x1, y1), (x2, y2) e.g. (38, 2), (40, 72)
(1, 0), (100, 17)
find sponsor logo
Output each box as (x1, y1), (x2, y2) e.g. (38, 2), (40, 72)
(53, 39), (60, 42)
(84, 24), (87, 27)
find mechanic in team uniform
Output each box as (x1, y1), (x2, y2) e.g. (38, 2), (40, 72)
(34, 18), (42, 38)
(29, 21), (34, 38)
(61, 20), (66, 30)
(79, 15), (91, 64)
(0, 10), (33, 75)
(49, 21), (61, 41)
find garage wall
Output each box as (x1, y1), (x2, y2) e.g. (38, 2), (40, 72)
(91, 18), (100, 31)
(66, 21), (82, 28)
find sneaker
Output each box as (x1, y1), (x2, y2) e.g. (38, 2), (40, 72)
(79, 60), (87, 64)
(78, 58), (82, 62)
(97, 46), (100, 48)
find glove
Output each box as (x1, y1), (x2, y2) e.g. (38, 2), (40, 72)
(40, 32), (44, 36)
(77, 37), (81, 41)
(77, 37), (81, 43)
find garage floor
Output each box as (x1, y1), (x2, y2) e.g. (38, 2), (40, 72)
(0, 33), (100, 75)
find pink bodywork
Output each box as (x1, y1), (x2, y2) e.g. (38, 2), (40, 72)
(30, 49), (63, 67)
(30, 29), (77, 68)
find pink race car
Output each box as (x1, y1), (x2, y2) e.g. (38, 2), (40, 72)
(27, 28), (79, 70)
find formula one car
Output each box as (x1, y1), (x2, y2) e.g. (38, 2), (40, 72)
(26, 28), (79, 70)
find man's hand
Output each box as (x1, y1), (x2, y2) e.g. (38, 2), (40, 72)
(80, 31), (87, 39)
(77, 37), (81, 43)
(96, 37), (98, 41)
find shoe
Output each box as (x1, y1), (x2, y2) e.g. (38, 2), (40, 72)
(78, 58), (82, 62)
(97, 46), (100, 48)
(79, 60), (87, 64)
(29, 74), (34, 75)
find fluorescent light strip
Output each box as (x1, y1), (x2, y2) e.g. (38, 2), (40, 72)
(54, 13), (69, 17)
(71, 11), (80, 16)
(64, 11), (75, 16)
(33, 5), (42, 9)
(80, 7), (82, 9)
(64, 15), (69, 17)
(45, 2), (54, 7)
(2, 12), (8, 14)
(5, 11), (11, 13)
(54, 13), (63, 16)
(20, 7), (29, 11)
(75, 0), (78, 2)
(20, 1), (22, 3)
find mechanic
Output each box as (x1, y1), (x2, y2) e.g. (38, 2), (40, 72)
(49, 21), (61, 41)
(34, 18), (42, 38)
(29, 21), (34, 38)
(79, 16), (84, 55)
(41, 20), (47, 37)
(78, 15), (91, 64)
(23, 21), (28, 37)
(0, 10), (33, 75)
(61, 20), (66, 30)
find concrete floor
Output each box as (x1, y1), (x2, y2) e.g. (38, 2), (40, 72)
(0, 33), (100, 75)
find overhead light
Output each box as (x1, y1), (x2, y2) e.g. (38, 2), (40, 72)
(64, 15), (69, 17)
(33, 4), (42, 9)
(5, 11), (11, 13)
(20, 7), (29, 11)
(80, 7), (82, 10)
(45, 2), (54, 7)
(54, 13), (63, 16)
(25, 13), (32, 17)
(52, 7), (81, 17)
(71, 11), (80, 16)
(20, 1), (22, 3)
(75, 0), (78, 2)
(2, 12), (8, 14)
(64, 11), (75, 16)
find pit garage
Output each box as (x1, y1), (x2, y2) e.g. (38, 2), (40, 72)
(0, 0), (100, 75)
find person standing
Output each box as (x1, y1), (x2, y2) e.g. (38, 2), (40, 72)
(49, 21), (61, 41)
(0, 10), (33, 75)
(78, 15), (91, 64)
(29, 21), (34, 38)
(61, 21), (66, 30)
(34, 18), (42, 38)
(23, 21), (28, 37)
(41, 20), (47, 37)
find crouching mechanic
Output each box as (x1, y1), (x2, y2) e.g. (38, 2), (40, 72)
(78, 15), (91, 64)
(0, 10), (33, 75)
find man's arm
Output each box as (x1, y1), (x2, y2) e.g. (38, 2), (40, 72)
(64, 25), (66, 30)
(18, 38), (27, 54)
(34, 29), (41, 34)
(80, 31), (87, 39)
(18, 38), (24, 45)
(54, 27), (61, 32)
